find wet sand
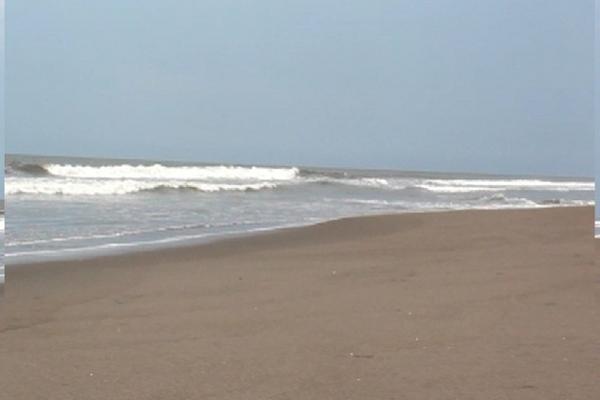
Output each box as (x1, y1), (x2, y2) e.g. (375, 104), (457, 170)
(1, 207), (598, 399)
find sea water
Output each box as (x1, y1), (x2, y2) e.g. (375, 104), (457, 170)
(6, 154), (594, 264)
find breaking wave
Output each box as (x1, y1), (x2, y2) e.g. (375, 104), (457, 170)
(8, 162), (300, 181)
(416, 178), (593, 193)
(303, 175), (593, 193)
(7, 162), (52, 177)
(5, 178), (280, 195)
(5, 162), (593, 197)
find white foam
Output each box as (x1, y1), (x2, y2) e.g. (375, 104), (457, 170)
(5, 177), (279, 195)
(44, 164), (300, 181)
(314, 177), (593, 193)
(308, 176), (408, 189)
(418, 179), (593, 193)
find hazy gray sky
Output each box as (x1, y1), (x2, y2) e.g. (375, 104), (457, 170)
(0, 0), (5, 197)
(595, 0), (599, 212)
(7, 0), (595, 177)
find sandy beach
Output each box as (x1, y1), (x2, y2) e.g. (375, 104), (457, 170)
(1, 207), (598, 399)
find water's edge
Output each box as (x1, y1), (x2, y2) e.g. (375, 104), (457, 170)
(7, 205), (593, 267)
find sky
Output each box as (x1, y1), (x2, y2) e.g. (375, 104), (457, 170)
(594, 0), (600, 212)
(6, 0), (595, 178)
(0, 0), (4, 198)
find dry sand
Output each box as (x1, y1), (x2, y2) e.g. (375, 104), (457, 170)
(1, 207), (599, 399)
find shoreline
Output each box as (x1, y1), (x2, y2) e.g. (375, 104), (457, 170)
(6, 204), (594, 266)
(2, 207), (598, 398)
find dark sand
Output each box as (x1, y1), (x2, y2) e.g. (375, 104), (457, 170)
(1, 207), (599, 399)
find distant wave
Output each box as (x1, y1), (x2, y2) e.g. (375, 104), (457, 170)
(415, 178), (593, 193)
(303, 175), (593, 193)
(306, 177), (593, 194)
(7, 162), (52, 177)
(12, 163), (300, 181)
(307, 176), (400, 189)
(6, 177), (594, 196)
(6, 176), (400, 195)
(5, 161), (593, 196)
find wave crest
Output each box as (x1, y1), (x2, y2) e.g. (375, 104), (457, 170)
(7, 162), (51, 177)
(41, 163), (299, 181)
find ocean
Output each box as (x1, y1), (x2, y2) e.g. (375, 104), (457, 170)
(6, 154), (594, 264)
